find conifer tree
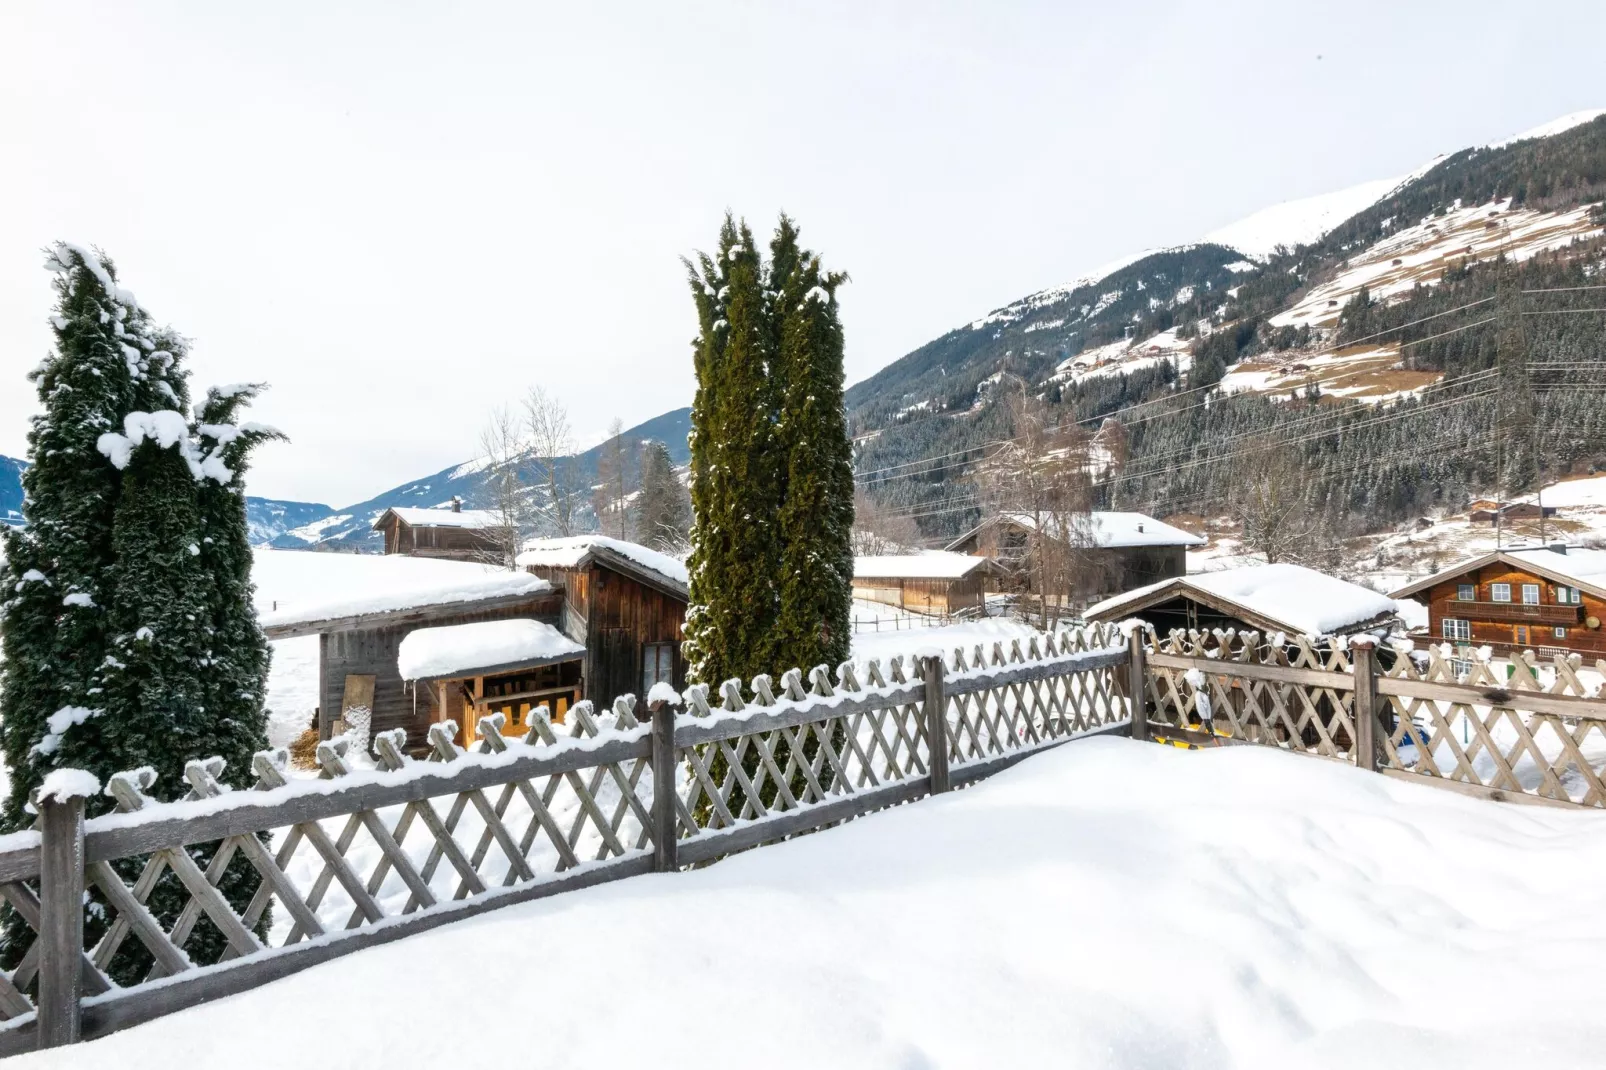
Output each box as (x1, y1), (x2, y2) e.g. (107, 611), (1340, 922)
(684, 216), (783, 689)
(633, 440), (690, 551)
(772, 218), (853, 674)
(0, 244), (183, 829)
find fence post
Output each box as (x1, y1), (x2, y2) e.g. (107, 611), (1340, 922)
(1351, 638), (1379, 772)
(649, 699), (679, 872)
(1128, 628), (1148, 743)
(37, 789), (87, 1048)
(920, 655), (951, 794)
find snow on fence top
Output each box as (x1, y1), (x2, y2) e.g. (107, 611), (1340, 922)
(397, 618), (584, 681)
(259, 571), (551, 631)
(516, 535), (689, 588)
(1085, 562), (1397, 636)
(378, 506), (506, 530)
(853, 552), (995, 580)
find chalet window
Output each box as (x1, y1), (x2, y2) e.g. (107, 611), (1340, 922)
(1456, 584), (1476, 601)
(1441, 618), (1470, 641)
(641, 642), (675, 696)
(1490, 583), (1511, 603)
(1555, 626), (1568, 639)
(1558, 586), (1582, 605)
(1521, 584), (1539, 605)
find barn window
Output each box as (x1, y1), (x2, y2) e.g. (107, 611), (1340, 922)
(1441, 618), (1470, 641)
(1521, 584), (1539, 605)
(1456, 584), (1475, 601)
(1490, 583), (1511, 603)
(641, 642), (675, 696)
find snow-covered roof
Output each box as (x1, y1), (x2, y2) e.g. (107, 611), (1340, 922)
(1085, 563), (1398, 636)
(260, 570), (551, 635)
(397, 618), (584, 681)
(1391, 546), (1606, 602)
(374, 507), (505, 531)
(951, 511), (1204, 550)
(516, 536), (689, 593)
(853, 553), (995, 580)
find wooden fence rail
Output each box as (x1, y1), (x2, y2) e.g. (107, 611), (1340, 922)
(1143, 625), (1606, 810)
(0, 624), (1132, 1055)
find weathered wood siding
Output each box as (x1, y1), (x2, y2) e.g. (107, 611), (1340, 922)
(379, 517), (502, 562)
(317, 592), (564, 749)
(584, 562), (686, 709)
(1423, 561), (1606, 658)
(951, 521), (1186, 600)
(851, 576), (988, 615)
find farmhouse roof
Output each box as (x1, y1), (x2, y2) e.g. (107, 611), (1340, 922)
(516, 536), (689, 600)
(397, 618), (584, 682)
(372, 506), (506, 531)
(1084, 563), (1398, 636)
(1390, 545), (1606, 602)
(853, 553), (1000, 581)
(260, 572), (553, 639)
(945, 511), (1204, 552)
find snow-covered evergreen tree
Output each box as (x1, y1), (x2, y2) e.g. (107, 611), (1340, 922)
(772, 218), (853, 674)
(0, 244), (186, 829)
(684, 216), (783, 688)
(633, 440), (690, 551)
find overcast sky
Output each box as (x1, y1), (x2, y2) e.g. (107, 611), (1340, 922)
(2, 2), (1602, 506)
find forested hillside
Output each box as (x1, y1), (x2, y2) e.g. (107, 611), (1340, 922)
(853, 114), (1606, 547)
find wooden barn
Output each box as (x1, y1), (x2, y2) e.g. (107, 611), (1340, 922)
(373, 502), (507, 562)
(260, 572), (563, 750)
(1390, 544), (1606, 661)
(1083, 563), (1398, 638)
(515, 536), (690, 708)
(945, 511), (1202, 603)
(260, 536), (690, 753)
(852, 553), (1002, 616)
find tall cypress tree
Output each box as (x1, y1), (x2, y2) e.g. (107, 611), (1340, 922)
(772, 219), (854, 674)
(684, 216), (783, 689)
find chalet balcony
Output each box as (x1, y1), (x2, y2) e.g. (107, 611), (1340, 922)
(1447, 599), (1584, 625)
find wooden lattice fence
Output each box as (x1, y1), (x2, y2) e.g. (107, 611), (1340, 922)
(1145, 626), (1606, 809)
(0, 624), (1132, 1054)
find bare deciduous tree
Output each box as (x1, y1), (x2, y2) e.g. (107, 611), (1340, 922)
(850, 488), (923, 555)
(977, 384), (1104, 628)
(1230, 437), (1318, 565)
(476, 404), (533, 568)
(521, 386), (582, 538)
(592, 417), (630, 539)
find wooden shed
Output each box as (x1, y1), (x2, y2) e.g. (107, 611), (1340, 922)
(260, 572), (563, 751)
(945, 511), (1202, 602)
(516, 536), (690, 711)
(373, 502), (508, 562)
(852, 553), (1002, 616)
(1083, 563), (1398, 638)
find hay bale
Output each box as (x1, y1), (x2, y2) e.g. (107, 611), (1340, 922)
(288, 727), (321, 771)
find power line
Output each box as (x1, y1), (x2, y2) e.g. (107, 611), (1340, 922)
(1522, 285), (1606, 294)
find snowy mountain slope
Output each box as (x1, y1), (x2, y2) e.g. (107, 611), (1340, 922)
(275, 406), (693, 551)
(0, 455), (22, 528)
(26, 739), (1606, 1069)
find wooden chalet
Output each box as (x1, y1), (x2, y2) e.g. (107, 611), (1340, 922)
(852, 553), (1003, 616)
(260, 536), (690, 753)
(1083, 563), (1399, 638)
(373, 501), (507, 562)
(515, 536), (690, 709)
(945, 511), (1202, 603)
(1390, 544), (1606, 660)
(1467, 501), (1558, 524)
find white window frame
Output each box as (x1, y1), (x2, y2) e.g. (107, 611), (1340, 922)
(1558, 586), (1581, 605)
(1456, 583), (1476, 601)
(1554, 626), (1568, 639)
(1522, 583), (1540, 605)
(1490, 583), (1511, 603)
(1441, 618), (1471, 641)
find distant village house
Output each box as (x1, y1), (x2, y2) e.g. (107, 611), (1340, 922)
(373, 501), (508, 561)
(851, 553), (1003, 616)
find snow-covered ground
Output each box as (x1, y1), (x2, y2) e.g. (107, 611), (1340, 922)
(21, 740), (1606, 1069)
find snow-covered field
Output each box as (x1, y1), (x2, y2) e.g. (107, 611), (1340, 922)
(21, 740), (1606, 1069)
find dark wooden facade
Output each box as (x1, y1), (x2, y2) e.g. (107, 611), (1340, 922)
(522, 549), (689, 712)
(374, 509), (504, 562)
(1394, 551), (1606, 660)
(851, 570), (998, 616)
